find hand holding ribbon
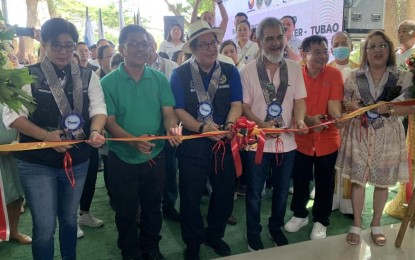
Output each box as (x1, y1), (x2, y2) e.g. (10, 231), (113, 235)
(46, 130), (73, 153)
(168, 123), (183, 147)
(203, 123), (226, 141)
(131, 134), (155, 154)
(86, 131), (105, 148)
(306, 114), (329, 132)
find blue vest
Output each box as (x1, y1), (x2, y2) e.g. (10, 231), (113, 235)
(16, 63), (93, 168)
(175, 61), (234, 135)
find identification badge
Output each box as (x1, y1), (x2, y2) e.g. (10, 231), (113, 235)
(198, 102), (213, 119)
(366, 110), (380, 120)
(267, 102), (283, 119)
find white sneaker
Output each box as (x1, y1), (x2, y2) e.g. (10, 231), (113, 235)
(78, 212), (104, 228)
(288, 187), (294, 194)
(284, 216), (309, 232)
(310, 222), (327, 240)
(77, 224), (84, 239)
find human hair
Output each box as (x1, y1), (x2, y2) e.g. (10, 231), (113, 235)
(89, 44), (97, 50)
(281, 15), (296, 25)
(97, 38), (108, 46)
(256, 17), (284, 42)
(97, 45), (111, 60)
(360, 30), (396, 68)
(158, 52), (169, 59)
(119, 24), (148, 46)
(398, 20), (415, 31)
(76, 41), (88, 47)
(331, 31), (352, 45)
(220, 40), (237, 53)
(235, 12), (248, 20)
(237, 20), (251, 30)
(167, 23), (185, 43)
(300, 35), (328, 52)
(189, 33), (218, 51)
(250, 28), (257, 41)
(41, 18), (79, 43)
(172, 50), (183, 63)
(110, 53), (123, 69)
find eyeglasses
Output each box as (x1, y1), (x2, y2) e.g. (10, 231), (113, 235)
(48, 42), (76, 53)
(125, 41), (150, 50)
(305, 50), (330, 57)
(196, 41), (219, 50)
(366, 43), (389, 51)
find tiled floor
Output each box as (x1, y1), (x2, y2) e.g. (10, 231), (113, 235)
(219, 224), (415, 260)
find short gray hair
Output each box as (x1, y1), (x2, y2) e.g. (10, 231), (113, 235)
(256, 17), (284, 42)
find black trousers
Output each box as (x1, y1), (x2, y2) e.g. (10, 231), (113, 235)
(108, 151), (165, 259)
(178, 138), (235, 246)
(162, 142), (178, 210)
(290, 150), (337, 226)
(80, 148), (99, 212)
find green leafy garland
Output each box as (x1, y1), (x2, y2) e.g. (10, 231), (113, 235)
(0, 12), (35, 112)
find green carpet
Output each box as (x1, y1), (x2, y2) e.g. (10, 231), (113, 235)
(0, 173), (401, 260)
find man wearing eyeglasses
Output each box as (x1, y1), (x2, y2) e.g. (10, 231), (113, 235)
(328, 32), (359, 82)
(284, 35), (344, 241)
(101, 25), (181, 260)
(170, 20), (243, 260)
(240, 17), (307, 251)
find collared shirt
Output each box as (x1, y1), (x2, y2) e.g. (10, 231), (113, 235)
(3, 69), (107, 129)
(101, 63), (175, 164)
(295, 65), (344, 157)
(241, 58), (307, 153)
(237, 40), (259, 66)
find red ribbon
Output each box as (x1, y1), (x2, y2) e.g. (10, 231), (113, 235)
(212, 140), (226, 175)
(63, 151), (76, 188)
(275, 137), (284, 166)
(254, 130), (266, 165)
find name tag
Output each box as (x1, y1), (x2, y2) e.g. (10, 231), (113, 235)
(218, 84), (230, 89)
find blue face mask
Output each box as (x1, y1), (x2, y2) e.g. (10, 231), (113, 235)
(332, 46), (350, 61)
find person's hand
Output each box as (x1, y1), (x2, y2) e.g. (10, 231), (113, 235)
(295, 120), (309, 135)
(203, 123), (226, 141)
(130, 134), (155, 154)
(168, 124), (182, 147)
(375, 102), (389, 114)
(335, 113), (349, 129)
(86, 131), (105, 148)
(346, 99), (363, 112)
(44, 130), (73, 153)
(224, 122), (234, 140)
(260, 120), (280, 139)
(308, 114), (328, 132)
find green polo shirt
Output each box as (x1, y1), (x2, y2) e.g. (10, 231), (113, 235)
(101, 63), (175, 164)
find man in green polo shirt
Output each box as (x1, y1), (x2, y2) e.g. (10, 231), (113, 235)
(101, 24), (181, 260)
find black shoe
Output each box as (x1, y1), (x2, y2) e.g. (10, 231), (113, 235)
(163, 207), (180, 222)
(205, 238), (231, 256)
(246, 233), (264, 251)
(184, 245), (200, 260)
(269, 228), (288, 246)
(227, 215), (237, 225)
(142, 250), (165, 260)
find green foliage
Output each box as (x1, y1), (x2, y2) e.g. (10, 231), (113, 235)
(0, 14), (36, 112)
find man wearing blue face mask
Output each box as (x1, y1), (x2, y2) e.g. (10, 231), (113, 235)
(328, 32), (359, 82)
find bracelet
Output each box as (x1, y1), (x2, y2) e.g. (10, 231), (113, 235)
(90, 129), (102, 135)
(224, 121), (233, 129)
(41, 131), (48, 141)
(198, 123), (206, 134)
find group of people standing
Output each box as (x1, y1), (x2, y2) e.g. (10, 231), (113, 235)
(1, 2), (415, 260)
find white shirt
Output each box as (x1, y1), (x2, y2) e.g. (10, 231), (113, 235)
(287, 37), (302, 55)
(3, 71), (107, 129)
(158, 40), (185, 60)
(240, 59), (307, 153)
(237, 40), (259, 66)
(149, 55), (178, 81)
(396, 45), (415, 67)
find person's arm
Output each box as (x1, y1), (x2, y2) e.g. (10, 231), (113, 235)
(293, 98), (307, 132)
(216, 0), (229, 34)
(190, 0), (201, 23)
(17, 37), (26, 64)
(162, 106), (181, 146)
